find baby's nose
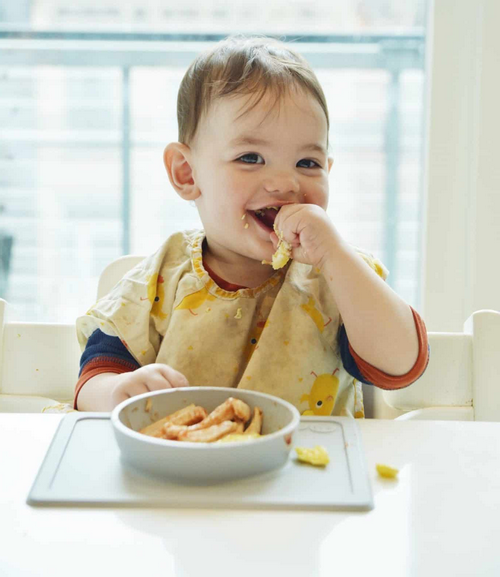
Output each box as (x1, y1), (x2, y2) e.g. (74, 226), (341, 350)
(263, 171), (300, 195)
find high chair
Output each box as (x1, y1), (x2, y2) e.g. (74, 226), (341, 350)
(0, 298), (80, 412)
(381, 309), (500, 422)
(97, 256), (500, 422)
(2, 252), (499, 421)
(0, 256), (145, 412)
(96, 255), (145, 300)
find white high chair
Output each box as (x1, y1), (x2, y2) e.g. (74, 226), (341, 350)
(96, 256), (500, 422)
(0, 298), (81, 412)
(381, 309), (500, 422)
(96, 255), (145, 300)
(0, 256), (146, 413)
(1, 252), (499, 421)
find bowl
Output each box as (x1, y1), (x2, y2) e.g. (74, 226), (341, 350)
(111, 387), (301, 484)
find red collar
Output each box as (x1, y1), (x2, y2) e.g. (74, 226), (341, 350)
(203, 259), (248, 292)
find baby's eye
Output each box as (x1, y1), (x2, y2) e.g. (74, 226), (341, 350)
(237, 153), (264, 165)
(297, 159), (321, 169)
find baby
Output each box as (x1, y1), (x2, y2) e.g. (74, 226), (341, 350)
(75, 35), (429, 416)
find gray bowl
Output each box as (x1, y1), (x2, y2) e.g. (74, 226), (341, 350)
(111, 387), (300, 484)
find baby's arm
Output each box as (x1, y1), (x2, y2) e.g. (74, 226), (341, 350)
(273, 204), (422, 379)
(321, 237), (419, 376)
(77, 364), (190, 412)
(75, 328), (189, 411)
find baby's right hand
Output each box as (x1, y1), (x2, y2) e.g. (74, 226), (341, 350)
(110, 364), (189, 409)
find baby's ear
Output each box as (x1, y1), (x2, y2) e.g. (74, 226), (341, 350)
(163, 142), (200, 201)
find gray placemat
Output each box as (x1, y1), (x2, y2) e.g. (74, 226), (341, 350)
(28, 413), (373, 511)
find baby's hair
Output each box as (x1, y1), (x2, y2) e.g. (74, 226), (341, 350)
(177, 35), (330, 146)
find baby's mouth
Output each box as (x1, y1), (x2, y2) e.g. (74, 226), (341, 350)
(251, 206), (280, 230)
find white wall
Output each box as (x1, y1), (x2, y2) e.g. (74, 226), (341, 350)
(422, 0), (500, 332)
(371, 0), (500, 418)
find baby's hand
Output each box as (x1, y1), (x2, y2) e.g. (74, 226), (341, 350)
(271, 204), (340, 271)
(110, 364), (189, 409)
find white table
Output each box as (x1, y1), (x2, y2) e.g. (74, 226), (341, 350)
(1, 415), (500, 577)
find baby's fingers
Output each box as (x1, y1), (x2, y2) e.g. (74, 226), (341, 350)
(155, 364), (190, 389)
(112, 378), (150, 406)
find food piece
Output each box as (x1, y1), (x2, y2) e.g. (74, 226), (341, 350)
(140, 404), (197, 437)
(233, 422), (245, 434)
(295, 445), (330, 466)
(217, 433), (262, 443)
(170, 405), (207, 426)
(231, 398), (252, 423)
(139, 399), (267, 443)
(245, 407), (263, 434)
(376, 463), (399, 479)
(187, 398), (236, 431)
(162, 422), (189, 440)
(178, 420), (238, 443)
(272, 229), (292, 270)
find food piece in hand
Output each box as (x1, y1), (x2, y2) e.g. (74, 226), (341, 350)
(295, 445), (330, 466)
(245, 407), (263, 434)
(376, 463), (399, 479)
(140, 404), (198, 437)
(272, 229), (292, 270)
(178, 420), (238, 443)
(231, 398), (252, 423)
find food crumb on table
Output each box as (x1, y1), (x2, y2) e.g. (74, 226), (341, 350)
(295, 445), (330, 466)
(376, 463), (399, 479)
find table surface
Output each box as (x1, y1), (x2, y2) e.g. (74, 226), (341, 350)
(2, 415), (500, 577)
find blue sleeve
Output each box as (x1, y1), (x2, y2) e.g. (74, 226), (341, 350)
(338, 324), (374, 385)
(79, 329), (140, 376)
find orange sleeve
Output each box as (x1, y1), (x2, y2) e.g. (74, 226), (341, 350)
(348, 307), (429, 390)
(73, 357), (138, 410)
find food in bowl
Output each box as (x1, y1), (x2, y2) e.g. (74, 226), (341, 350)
(139, 399), (263, 443)
(111, 387), (301, 484)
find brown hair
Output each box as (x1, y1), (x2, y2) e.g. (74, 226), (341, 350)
(177, 35), (330, 146)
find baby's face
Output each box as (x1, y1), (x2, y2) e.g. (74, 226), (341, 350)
(190, 87), (332, 267)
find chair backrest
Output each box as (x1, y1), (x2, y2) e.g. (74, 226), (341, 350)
(96, 255), (145, 300)
(382, 309), (500, 422)
(0, 298), (81, 401)
(0, 256), (145, 402)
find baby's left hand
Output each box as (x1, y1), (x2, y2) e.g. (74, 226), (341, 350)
(271, 204), (340, 271)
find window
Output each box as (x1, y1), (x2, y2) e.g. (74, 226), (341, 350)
(0, 0), (427, 321)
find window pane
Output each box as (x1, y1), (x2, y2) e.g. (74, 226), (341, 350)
(0, 0), (427, 321)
